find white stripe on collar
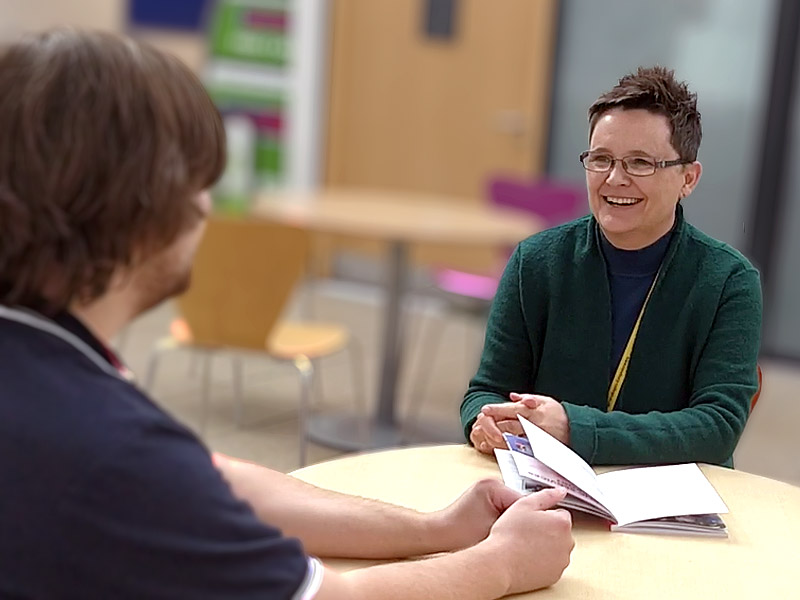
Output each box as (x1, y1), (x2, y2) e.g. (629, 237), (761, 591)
(0, 306), (125, 380)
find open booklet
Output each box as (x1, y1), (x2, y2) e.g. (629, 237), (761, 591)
(495, 416), (729, 536)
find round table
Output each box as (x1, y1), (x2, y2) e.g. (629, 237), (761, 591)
(255, 189), (542, 451)
(292, 444), (800, 599)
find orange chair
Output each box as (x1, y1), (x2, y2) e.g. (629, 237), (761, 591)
(751, 364), (763, 413)
(144, 217), (363, 466)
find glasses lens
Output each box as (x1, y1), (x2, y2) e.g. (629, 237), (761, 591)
(623, 156), (656, 176)
(584, 153), (612, 171)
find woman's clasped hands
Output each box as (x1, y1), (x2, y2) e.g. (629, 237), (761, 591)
(470, 393), (570, 454)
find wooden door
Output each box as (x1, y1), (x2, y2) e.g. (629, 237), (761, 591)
(322, 0), (558, 272)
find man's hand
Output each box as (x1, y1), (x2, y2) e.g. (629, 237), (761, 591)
(484, 488), (575, 594)
(432, 479), (522, 551)
(317, 488), (575, 600)
(480, 393), (571, 445)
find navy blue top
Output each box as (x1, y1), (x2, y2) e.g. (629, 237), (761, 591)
(0, 310), (312, 599)
(600, 228), (672, 397)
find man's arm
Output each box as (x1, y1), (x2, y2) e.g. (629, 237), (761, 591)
(314, 488), (574, 600)
(214, 454), (523, 559)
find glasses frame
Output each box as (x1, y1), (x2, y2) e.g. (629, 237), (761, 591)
(579, 150), (688, 177)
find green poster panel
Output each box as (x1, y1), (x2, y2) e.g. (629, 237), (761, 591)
(208, 83), (286, 214)
(209, 0), (290, 66)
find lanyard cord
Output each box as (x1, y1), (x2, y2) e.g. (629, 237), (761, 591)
(606, 271), (659, 412)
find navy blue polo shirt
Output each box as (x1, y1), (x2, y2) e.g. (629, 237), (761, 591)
(0, 308), (316, 599)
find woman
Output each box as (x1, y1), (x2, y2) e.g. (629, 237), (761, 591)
(462, 66), (762, 466)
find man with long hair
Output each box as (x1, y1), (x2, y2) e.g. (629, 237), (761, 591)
(0, 29), (573, 599)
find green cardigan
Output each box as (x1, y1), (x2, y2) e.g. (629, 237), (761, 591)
(461, 206), (762, 466)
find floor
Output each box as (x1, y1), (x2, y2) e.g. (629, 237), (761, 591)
(119, 278), (800, 487)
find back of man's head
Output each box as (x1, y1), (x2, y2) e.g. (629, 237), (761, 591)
(0, 29), (225, 315)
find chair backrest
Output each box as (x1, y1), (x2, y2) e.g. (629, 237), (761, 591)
(488, 177), (586, 228)
(176, 217), (309, 351)
(751, 364), (763, 413)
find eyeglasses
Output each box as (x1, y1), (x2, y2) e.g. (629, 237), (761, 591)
(579, 151), (688, 177)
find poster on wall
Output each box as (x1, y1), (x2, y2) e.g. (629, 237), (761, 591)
(209, 0), (289, 66)
(209, 84), (285, 213)
(206, 0), (291, 213)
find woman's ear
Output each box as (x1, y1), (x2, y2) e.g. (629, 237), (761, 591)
(682, 161), (703, 198)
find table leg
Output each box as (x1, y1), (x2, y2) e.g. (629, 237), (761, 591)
(305, 241), (408, 451)
(306, 240), (461, 453)
(376, 241), (406, 425)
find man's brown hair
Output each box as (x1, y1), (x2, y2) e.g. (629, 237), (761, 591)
(0, 29), (225, 313)
(588, 65), (702, 162)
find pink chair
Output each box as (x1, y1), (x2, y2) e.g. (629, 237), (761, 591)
(404, 177), (585, 427)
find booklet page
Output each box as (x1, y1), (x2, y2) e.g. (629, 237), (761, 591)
(503, 434), (613, 517)
(518, 416), (604, 500)
(597, 463), (729, 527)
(494, 449), (526, 493)
(495, 449), (613, 519)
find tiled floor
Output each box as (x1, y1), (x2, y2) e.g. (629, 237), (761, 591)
(119, 279), (800, 486)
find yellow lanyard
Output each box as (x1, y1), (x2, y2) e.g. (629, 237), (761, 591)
(606, 273), (659, 412)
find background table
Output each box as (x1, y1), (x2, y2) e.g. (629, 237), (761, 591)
(292, 445), (800, 599)
(255, 188), (542, 451)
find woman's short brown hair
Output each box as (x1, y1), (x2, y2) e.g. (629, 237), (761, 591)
(588, 65), (702, 162)
(0, 29), (225, 313)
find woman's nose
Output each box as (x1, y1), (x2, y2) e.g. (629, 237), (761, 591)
(605, 159), (631, 186)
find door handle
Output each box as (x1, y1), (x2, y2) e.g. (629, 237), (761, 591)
(493, 110), (527, 136)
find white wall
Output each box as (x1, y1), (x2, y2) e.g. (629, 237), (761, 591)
(287, 0), (329, 190)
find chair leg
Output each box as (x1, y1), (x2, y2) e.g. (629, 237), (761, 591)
(232, 355), (244, 428)
(301, 267), (317, 320)
(200, 351), (214, 436)
(465, 305), (490, 380)
(404, 310), (448, 431)
(345, 339), (368, 438)
(468, 320), (487, 381)
(115, 327), (131, 355)
(188, 352), (200, 377)
(312, 357), (324, 405)
(292, 355), (314, 467)
(143, 342), (172, 392)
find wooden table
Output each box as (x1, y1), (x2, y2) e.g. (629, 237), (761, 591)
(292, 445), (800, 599)
(254, 188), (541, 451)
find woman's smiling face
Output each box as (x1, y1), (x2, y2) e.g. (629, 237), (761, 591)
(586, 107), (702, 249)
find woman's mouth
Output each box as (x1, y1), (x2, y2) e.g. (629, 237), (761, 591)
(604, 196), (644, 207)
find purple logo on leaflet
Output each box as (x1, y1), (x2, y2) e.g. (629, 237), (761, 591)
(503, 433), (533, 457)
